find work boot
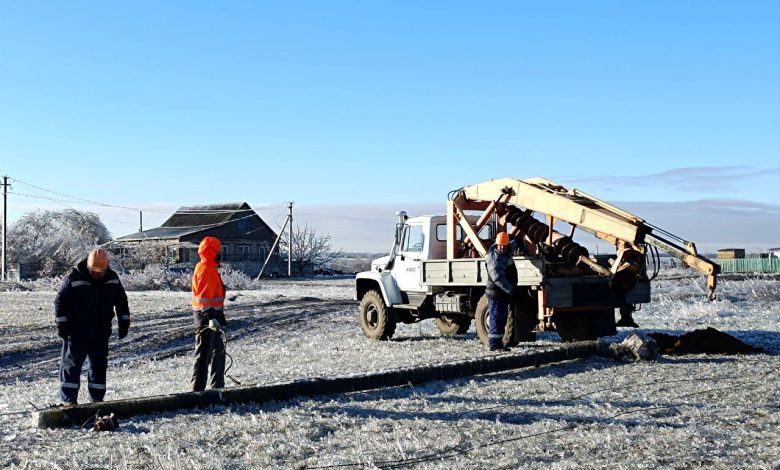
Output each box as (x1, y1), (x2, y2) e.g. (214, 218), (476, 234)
(617, 306), (640, 328)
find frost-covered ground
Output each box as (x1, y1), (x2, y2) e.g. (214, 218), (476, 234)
(0, 276), (778, 469)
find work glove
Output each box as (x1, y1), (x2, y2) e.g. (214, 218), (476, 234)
(57, 324), (69, 340)
(118, 321), (129, 340)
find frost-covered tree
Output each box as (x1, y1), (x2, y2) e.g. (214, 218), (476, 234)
(110, 241), (171, 272)
(280, 224), (343, 275)
(8, 209), (111, 277)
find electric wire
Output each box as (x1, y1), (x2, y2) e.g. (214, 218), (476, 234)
(302, 362), (778, 469)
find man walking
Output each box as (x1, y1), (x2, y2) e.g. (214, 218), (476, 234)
(54, 248), (130, 404)
(485, 232), (518, 352)
(191, 236), (227, 391)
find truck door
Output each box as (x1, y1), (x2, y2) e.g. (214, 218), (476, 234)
(393, 223), (427, 293)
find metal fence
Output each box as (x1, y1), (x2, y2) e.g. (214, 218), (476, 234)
(715, 258), (780, 274)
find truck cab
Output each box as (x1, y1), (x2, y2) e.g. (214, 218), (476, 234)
(355, 212), (498, 340)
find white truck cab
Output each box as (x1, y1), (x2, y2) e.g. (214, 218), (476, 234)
(355, 211), (499, 341)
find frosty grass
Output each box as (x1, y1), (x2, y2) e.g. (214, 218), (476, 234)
(0, 276), (778, 468)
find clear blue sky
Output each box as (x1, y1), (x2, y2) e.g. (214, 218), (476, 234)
(1, 1), (778, 251)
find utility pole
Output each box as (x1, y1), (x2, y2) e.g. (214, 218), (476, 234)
(288, 202), (293, 277)
(1, 175), (9, 282)
(139, 211), (143, 233)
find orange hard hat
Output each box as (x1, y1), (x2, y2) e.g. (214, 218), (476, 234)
(87, 248), (110, 272)
(496, 232), (510, 246)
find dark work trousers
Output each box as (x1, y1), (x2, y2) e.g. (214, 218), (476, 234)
(59, 337), (109, 403)
(488, 297), (510, 349)
(191, 327), (226, 391)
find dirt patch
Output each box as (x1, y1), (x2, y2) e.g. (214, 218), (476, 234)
(650, 327), (765, 355)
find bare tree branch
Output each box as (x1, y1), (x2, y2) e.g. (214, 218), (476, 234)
(279, 224), (344, 275)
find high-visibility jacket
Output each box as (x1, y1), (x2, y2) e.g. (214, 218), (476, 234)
(191, 237), (226, 326)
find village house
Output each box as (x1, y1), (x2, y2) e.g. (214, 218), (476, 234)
(116, 202), (285, 277)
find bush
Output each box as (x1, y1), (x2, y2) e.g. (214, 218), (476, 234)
(219, 265), (261, 290)
(120, 265), (192, 291)
(11, 264), (264, 292)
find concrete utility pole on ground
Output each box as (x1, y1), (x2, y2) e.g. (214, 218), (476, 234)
(288, 202), (293, 277)
(1, 175), (9, 281)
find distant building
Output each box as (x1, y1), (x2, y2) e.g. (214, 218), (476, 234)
(770, 247), (780, 259)
(116, 202), (285, 277)
(717, 248), (745, 260)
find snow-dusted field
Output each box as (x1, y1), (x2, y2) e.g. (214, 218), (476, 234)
(0, 276), (778, 469)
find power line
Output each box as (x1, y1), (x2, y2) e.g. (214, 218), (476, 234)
(303, 361), (778, 469)
(10, 177), (168, 213)
(8, 192), (140, 227)
(11, 177), (290, 216)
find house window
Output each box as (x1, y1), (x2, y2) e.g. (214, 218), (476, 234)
(238, 218), (250, 230)
(237, 244), (250, 260)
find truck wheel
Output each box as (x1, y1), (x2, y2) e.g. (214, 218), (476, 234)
(553, 312), (591, 341)
(435, 315), (471, 336)
(554, 309), (615, 341)
(474, 295), (513, 347)
(507, 290), (537, 346)
(359, 290), (396, 340)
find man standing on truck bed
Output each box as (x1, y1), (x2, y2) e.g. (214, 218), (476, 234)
(485, 232), (518, 352)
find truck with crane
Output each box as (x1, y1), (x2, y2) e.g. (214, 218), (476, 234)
(354, 177), (720, 346)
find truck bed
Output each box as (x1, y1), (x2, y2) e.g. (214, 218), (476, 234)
(421, 256), (651, 308)
(421, 256), (545, 286)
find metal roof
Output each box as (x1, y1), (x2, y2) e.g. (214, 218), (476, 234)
(116, 226), (209, 241)
(161, 202), (250, 228)
(116, 202), (273, 242)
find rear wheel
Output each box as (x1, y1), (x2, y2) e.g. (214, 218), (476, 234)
(553, 309), (615, 341)
(435, 315), (471, 335)
(507, 288), (537, 346)
(553, 312), (591, 341)
(476, 293), (537, 347)
(359, 290), (396, 340)
(475, 295), (513, 347)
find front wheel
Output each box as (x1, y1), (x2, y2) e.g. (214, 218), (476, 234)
(359, 290), (396, 340)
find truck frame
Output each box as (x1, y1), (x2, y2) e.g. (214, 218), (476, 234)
(355, 178), (720, 346)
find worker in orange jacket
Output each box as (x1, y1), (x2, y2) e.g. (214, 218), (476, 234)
(190, 236), (227, 391)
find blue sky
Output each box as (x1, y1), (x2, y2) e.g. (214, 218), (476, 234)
(1, 1), (778, 251)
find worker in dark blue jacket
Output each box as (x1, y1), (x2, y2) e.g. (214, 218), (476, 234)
(485, 232), (518, 352)
(54, 248), (130, 404)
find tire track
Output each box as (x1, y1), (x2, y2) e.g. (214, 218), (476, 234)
(0, 298), (350, 383)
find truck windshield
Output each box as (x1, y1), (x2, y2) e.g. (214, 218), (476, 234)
(402, 225), (425, 252)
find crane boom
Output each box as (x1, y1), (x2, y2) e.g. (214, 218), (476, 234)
(456, 177), (719, 299)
